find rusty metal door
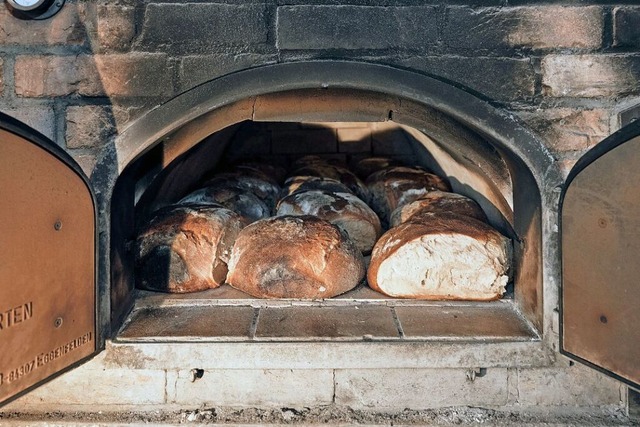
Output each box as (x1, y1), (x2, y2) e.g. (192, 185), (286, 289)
(561, 119), (640, 390)
(0, 113), (99, 406)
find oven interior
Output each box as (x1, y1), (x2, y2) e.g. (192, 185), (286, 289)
(109, 88), (543, 343)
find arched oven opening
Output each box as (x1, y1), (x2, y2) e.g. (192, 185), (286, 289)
(107, 64), (546, 343)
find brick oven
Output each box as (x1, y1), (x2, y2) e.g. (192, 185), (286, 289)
(0, 0), (639, 421)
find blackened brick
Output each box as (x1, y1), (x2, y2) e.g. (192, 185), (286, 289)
(0, 105), (55, 140)
(15, 54), (173, 98)
(515, 108), (610, 153)
(400, 56), (535, 101)
(277, 6), (438, 50)
(138, 4), (269, 53)
(613, 8), (640, 48)
(542, 54), (640, 98)
(0, 4), (86, 47)
(66, 105), (116, 149)
(444, 7), (603, 51)
(179, 54), (278, 92)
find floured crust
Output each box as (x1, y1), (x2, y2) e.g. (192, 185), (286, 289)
(201, 173), (280, 212)
(136, 205), (248, 293)
(366, 167), (451, 224)
(291, 163), (370, 203)
(282, 176), (354, 200)
(227, 215), (365, 299)
(276, 190), (382, 253)
(368, 212), (512, 300)
(389, 191), (487, 227)
(179, 184), (270, 223)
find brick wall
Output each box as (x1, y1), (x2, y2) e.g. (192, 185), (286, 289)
(1, 1), (639, 178)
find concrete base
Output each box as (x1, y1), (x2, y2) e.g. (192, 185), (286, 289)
(0, 340), (626, 416)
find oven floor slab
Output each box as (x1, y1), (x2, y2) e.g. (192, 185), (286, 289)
(117, 292), (536, 342)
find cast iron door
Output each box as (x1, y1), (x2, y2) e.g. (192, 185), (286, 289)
(561, 119), (640, 390)
(0, 113), (99, 406)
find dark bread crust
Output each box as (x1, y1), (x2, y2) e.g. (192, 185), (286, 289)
(281, 176), (353, 200)
(179, 184), (270, 223)
(276, 190), (382, 253)
(367, 212), (510, 300)
(200, 173), (281, 212)
(366, 167), (451, 223)
(227, 215), (365, 299)
(290, 163), (370, 202)
(136, 205), (248, 293)
(352, 157), (403, 180)
(389, 191), (487, 227)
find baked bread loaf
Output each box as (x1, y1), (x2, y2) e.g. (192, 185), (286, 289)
(136, 205), (248, 293)
(179, 185), (270, 223)
(227, 215), (365, 299)
(235, 162), (287, 184)
(276, 190), (382, 253)
(352, 157), (403, 180)
(201, 173), (280, 212)
(366, 166), (451, 224)
(290, 163), (370, 202)
(281, 176), (354, 199)
(368, 212), (511, 300)
(389, 191), (487, 227)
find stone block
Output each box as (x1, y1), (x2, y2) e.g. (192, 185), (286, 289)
(542, 55), (640, 98)
(96, 5), (136, 52)
(335, 368), (509, 409)
(371, 127), (414, 156)
(0, 57), (3, 95)
(516, 365), (623, 407)
(167, 369), (334, 407)
(277, 6), (438, 50)
(271, 128), (337, 154)
(66, 105), (116, 149)
(6, 364), (166, 408)
(137, 3), (269, 54)
(401, 56), (535, 101)
(118, 306), (255, 340)
(0, 105), (56, 141)
(178, 54), (278, 92)
(444, 6), (603, 50)
(0, 4), (86, 46)
(255, 306), (400, 340)
(73, 153), (97, 177)
(613, 7), (640, 48)
(337, 128), (372, 153)
(15, 54), (173, 98)
(515, 108), (610, 153)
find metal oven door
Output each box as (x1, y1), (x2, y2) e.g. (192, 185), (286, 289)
(0, 113), (100, 406)
(560, 119), (640, 391)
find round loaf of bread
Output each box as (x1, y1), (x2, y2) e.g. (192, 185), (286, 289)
(136, 205), (248, 293)
(281, 176), (354, 199)
(201, 173), (280, 212)
(366, 167), (451, 224)
(227, 215), (365, 299)
(290, 163), (370, 202)
(179, 184), (270, 223)
(276, 190), (382, 253)
(368, 212), (511, 300)
(389, 191), (487, 227)
(352, 157), (403, 180)
(235, 162), (287, 184)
